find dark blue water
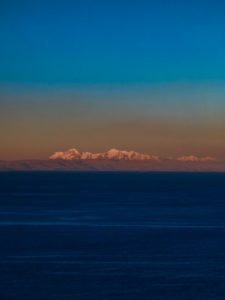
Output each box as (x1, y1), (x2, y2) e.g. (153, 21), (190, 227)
(1, 172), (225, 300)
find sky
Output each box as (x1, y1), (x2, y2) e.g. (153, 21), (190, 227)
(0, 0), (225, 160)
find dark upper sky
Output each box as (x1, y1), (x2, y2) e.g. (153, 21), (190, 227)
(1, 0), (225, 84)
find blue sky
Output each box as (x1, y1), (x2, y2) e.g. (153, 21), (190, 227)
(1, 0), (225, 84)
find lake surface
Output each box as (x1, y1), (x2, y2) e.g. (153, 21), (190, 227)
(0, 172), (225, 300)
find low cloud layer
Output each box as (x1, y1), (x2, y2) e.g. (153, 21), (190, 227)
(49, 148), (215, 162)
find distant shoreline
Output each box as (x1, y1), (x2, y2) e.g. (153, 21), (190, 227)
(0, 159), (225, 172)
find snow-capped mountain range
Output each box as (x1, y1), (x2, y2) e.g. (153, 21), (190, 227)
(49, 148), (215, 162)
(0, 149), (220, 171)
(49, 148), (159, 161)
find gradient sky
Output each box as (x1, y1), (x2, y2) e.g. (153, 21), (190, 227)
(0, 0), (225, 160)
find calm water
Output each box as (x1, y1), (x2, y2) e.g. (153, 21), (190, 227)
(1, 172), (225, 300)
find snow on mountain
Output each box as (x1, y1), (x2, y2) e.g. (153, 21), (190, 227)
(49, 148), (159, 161)
(49, 148), (216, 163)
(178, 155), (215, 162)
(49, 148), (81, 160)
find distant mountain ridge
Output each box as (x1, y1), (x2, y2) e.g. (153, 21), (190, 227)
(49, 148), (159, 161)
(0, 148), (222, 171)
(0, 158), (224, 172)
(49, 148), (216, 162)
